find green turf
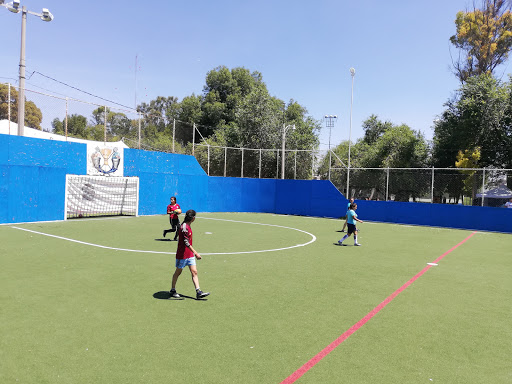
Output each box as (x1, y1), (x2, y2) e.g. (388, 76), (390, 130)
(1, 213), (511, 383)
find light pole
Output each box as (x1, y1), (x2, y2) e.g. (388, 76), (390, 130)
(1, 1), (54, 136)
(281, 123), (295, 179)
(324, 115), (337, 180)
(347, 67), (355, 198)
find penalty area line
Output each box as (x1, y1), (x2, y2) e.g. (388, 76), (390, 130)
(279, 231), (478, 384)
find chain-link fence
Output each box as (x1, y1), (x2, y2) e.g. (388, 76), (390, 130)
(330, 166), (512, 206)
(1, 83), (326, 180)
(3, 83), (512, 198)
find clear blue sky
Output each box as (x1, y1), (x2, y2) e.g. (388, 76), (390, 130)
(2, 0), (506, 150)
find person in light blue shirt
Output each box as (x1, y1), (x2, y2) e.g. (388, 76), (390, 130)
(340, 198), (354, 232)
(338, 203), (363, 246)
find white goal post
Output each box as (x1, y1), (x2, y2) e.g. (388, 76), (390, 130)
(64, 175), (139, 219)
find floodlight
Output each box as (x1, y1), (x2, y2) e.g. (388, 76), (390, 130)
(41, 8), (53, 22)
(6, 1), (20, 13)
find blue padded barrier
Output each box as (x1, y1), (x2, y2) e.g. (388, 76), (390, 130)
(124, 148), (206, 176)
(0, 165), (8, 223)
(354, 200), (512, 233)
(0, 134), (85, 224)
(240, 178), (276, 213)
(1, 134), (511, 233)
(207, 177), (243, 212)
(275, 180), (312, 216)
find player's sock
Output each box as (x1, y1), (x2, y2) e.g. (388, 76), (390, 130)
(354, 235), (357, 244)
(339, 234), (348, 243)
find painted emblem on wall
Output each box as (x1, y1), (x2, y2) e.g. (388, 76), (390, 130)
(90, 146), (121, 174)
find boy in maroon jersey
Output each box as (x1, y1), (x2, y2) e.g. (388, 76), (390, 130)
(170, 210), (210, 299)
(163, 196), (181, 240)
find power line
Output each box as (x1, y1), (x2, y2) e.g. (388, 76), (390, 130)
(30, 71), (134, 110)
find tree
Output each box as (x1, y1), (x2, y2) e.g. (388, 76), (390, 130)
(137, 96), (179, 132)
(322, 117), (430, 200)
(455, 147), (482, 198)
(451, 0), (512, 82)
(0, 83), (43, 129)
(433, 73), (511, 168)
(91, 106), (134, 139)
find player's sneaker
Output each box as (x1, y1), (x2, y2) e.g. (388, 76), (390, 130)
(337, 240), (345, 246)
(340, 230), (345, 232)
(196, 290), (210, 299)
(354, 243), (362, 246)
(170, 289), (180, 298)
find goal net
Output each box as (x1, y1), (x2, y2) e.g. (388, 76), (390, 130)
(65, 175), (139, 219)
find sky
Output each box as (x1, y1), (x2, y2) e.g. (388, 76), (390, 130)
(1, 0), (505, 150)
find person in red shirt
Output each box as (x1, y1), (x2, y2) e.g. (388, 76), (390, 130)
(170, 209), (210, 299)
(163, 196), (181, 240)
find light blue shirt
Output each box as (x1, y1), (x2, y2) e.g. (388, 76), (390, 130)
(347, 209), (357, 225)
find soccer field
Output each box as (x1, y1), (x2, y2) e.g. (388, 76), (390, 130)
(1, 213), (511, 383)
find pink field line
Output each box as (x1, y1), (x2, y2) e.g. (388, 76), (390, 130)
(280, 231), (478, 384)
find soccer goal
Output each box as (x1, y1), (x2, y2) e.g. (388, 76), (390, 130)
(65, 175), (139, 219)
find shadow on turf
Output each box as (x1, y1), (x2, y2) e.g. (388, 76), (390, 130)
(154, 238), (177, 242)
(152, 291), (208, 301)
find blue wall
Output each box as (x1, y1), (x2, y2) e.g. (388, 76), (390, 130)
(124, 148), (209, 215)
(354, 200), (512, 233)
(1, 134), (511, 233)
(0, 134), (85, 223)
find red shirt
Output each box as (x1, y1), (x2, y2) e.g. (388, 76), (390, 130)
(167, 203), (181, 220)
(176, 222), (194, 259)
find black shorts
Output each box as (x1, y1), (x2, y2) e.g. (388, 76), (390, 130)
(347, 223), (357, 234)
(170, 217), (180, 229)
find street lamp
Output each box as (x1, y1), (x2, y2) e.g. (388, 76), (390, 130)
(281, 123), (295, 179)
(324, 115), (337, 180)
(347, 67), (355, 198)
(1, 1), (54, 136)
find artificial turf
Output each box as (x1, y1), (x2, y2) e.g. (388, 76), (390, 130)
(1, 213), (511, 383)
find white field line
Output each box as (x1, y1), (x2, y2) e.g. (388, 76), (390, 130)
(11, 218), (316, 256)
(12, 226), (174, 254)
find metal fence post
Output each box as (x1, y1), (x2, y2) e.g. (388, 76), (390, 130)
(7, 83), (11, 134)
(241, 148), (244, 178)
(294, 150), (297, 179)
(328, 150), (331, 181)
(312, 150), (314, 179)
(172, 118), (175, 153)
(386, 167), (390, 201)
(104, 106), (107, 143)
(431, 167), (435, 203)
(65, 97), (68, 140)
(138, 113), (141, 149)
(482, 167), (486, 206)
(259, 149), (262, 179)
(207, 145), (210, 176)
(224, 147), (227, 177)
(276, 150), (279, 179)
(192, 123), (196, 156)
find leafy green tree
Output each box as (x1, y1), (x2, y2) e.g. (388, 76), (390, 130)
(51, 114), (87, 138)
(91, 106), (134, 139)
(433, 73), (511, 168)
(0, 84), (43, 129)
(137, 96), (179, 132)
(451, 0), (512, 82)
(362, 114), (393, 145)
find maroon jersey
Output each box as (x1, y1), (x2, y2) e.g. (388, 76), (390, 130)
(176, 222), (194, 259)
(167, 203), (181, 220)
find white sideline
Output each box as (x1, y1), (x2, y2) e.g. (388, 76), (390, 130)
(10, 218), (316, 255)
